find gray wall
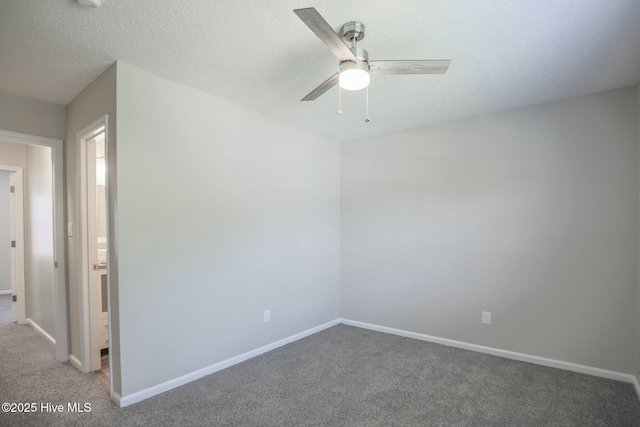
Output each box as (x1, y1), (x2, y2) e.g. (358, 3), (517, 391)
(0, 90), (65, 140)
(65, 63), (119, 391)
(0, 172), (10, 292)
(341, 86), (639, 374)
(24, 144), (55, 335)
(116, 62), (340, 396)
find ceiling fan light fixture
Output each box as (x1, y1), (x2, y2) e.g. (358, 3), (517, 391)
(293, 8), (451, 102)
(339, 60), (370, 91)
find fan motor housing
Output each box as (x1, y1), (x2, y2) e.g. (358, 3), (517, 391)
(340, 59), (369, 74)
(349, 46), (369, 62)
(341, 46), (369, 73)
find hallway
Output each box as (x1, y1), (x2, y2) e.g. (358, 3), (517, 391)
(0, 295), (114, 426)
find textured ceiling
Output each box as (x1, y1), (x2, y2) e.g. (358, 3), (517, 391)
(1, 0), (639, 142)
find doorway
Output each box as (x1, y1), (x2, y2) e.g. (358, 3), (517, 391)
(78, 117), (111, 375)
(0, 130), (68, 362)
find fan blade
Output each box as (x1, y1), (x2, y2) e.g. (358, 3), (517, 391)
(294, 8), (357, 62)
(301, 73), (339, 101)
(369, 60), (451, 75)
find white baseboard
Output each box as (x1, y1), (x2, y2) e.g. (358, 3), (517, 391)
(0, 290), (11, 295)
(117, 319), (341, 408)
(632, 376), (640, 401)
(340, 318), (635, 385)
(113, 317), (640, 408)
(111, 391), (122, 407)
(69, 354), (83, 371)
(26, 318), (55, 346)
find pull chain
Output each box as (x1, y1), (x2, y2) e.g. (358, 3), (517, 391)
(365, 86), (370, 122)
(337, 85), (343, 115)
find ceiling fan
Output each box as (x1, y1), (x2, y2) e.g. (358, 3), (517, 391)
(294, 7), (451, 102)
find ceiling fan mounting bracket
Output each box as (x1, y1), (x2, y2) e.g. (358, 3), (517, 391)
(342, 21), (365, 42)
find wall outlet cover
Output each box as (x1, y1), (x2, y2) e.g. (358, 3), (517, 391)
(482, 311), (491, 324)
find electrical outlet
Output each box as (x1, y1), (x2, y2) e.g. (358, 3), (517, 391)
(67, 222), (73, 237)
(264, 309), (271, 323)
(482, 311), (491, 324)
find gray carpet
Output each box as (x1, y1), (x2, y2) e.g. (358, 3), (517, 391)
(1, 313), (639, 426)
(0, 294), (12, 325)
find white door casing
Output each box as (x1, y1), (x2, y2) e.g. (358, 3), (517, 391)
(87, 132), (108, 370)
(77, 116), (110, 374)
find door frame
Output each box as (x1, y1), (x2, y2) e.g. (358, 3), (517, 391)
(0, 129), (68, 362)
(77, 115), (110, 374)
(0, 165), (25, 324)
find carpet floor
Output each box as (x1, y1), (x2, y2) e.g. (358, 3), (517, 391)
(1, 298), (639, 426)
(0, 293), (12, 325)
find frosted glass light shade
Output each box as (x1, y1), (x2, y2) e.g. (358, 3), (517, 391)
(339, 59), (370, 91)
(339, 69), (370, 91)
